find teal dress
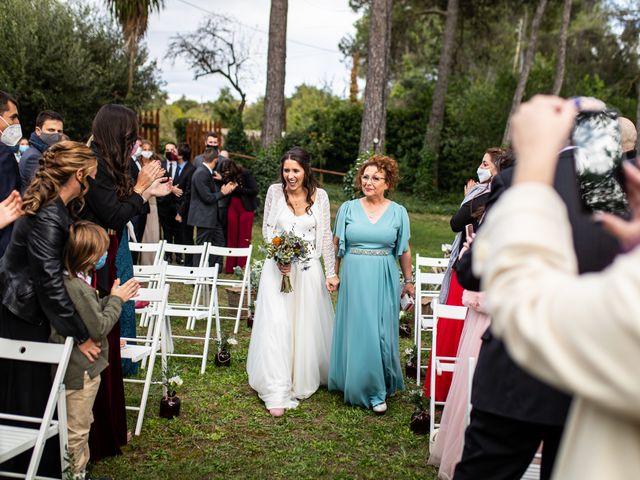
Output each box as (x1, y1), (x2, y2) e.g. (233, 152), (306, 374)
(329, 199), (410, 407)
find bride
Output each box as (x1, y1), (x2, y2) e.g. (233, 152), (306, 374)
(247, 147), (339, 417)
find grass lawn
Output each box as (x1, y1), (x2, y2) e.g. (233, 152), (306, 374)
(93, 183), (456, 479)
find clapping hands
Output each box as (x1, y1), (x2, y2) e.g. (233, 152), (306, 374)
(0, 191), (22, 229)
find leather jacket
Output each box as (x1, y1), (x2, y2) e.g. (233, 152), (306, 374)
(0, 198), (89, 342)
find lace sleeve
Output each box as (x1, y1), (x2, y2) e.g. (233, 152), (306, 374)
(262, 184), (276, 242)
(319, 190), (336, 278)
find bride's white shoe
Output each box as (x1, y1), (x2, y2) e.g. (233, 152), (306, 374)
(269, 408), (285, 417)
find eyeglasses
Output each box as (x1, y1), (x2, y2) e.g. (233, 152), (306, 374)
(361, 174), (386, 184)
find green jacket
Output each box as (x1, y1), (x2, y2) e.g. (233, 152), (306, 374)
(50, 275), (123, 390)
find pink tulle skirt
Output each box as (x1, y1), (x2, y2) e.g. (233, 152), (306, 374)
(428, 290), (491, 480)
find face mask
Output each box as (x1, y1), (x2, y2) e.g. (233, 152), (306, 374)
(141, 150), (153, 159)
(95, 252), (108, 270)
(76, 175), (86, 193)
(477, 167), (492, 183)
(165, 151), (175, 162)
(18, 145), (29, 153)
(0, 116), (22, 147)
(39, 132), (62, 146)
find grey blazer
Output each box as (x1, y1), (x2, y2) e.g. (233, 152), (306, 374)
(187, 165), (224, 228)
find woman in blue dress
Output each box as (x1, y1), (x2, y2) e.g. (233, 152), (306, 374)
(329, 155), (415, 414)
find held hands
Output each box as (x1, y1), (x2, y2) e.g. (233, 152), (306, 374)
(0, 191), (22, 229)
(277, 262), (291, 275)
(111, 277), (140, 302)
(175, 213), (182, 223)
(401, 282), (415, 298)
(171, 185), (183, 197)
(326, 275), (340, 293)
(220, 182), (238, 196)
(136, 160), (165, 192)
(78, 338), (101, 363)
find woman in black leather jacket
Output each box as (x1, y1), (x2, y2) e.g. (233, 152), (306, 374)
(0, 141), (100, 476)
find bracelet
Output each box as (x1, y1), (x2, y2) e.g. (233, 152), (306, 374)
(403, 278), (414, 284)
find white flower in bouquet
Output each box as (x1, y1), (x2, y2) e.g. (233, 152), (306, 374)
(168, 376), (183, 387)
(227, 338), (238, 346)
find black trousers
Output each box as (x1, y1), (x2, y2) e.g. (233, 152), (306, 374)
(454, 408), (564, 480)
(195, 225), (225, 269)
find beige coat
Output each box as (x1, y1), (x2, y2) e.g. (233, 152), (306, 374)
(474, 183), (640, 480)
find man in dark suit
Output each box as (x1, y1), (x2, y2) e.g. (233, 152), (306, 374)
(173, 143), (196, 265)
(0, 90), (21, 258)
(453, 148), (621, 480)
(187, 148), (236, 268)
(157, 142), (181, 261)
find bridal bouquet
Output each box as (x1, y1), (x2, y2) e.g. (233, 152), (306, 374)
(263, 231), (312, 293)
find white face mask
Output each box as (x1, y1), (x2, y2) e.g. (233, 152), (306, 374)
(140, 150), (153, 159)
(477, 167), (492, 183)
(0, 115), (22, 147)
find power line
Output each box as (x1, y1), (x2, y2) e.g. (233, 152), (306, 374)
(174, 0), (340, 54)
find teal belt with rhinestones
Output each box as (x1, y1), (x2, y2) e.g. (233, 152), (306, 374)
(349, 248), (391, 256)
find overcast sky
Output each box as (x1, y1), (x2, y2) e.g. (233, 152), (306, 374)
(138, 0), (360, 104)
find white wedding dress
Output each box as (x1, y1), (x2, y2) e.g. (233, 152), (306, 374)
(247, 185), (335, 410)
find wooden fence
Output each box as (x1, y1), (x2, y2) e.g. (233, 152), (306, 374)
(186, 119), (223, 157)
(138, 110), (160, 153)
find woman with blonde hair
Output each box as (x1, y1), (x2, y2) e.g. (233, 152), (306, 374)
(0, 141), (100, 476)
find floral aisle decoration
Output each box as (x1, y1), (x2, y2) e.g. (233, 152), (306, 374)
(215, 334), (238, 367)
(399, 309), (413, 338)
(404, 345), (418, 380)
(408, 389), (430, 435)
(261, 230), (312, 293)
(160, 364), (184, 419)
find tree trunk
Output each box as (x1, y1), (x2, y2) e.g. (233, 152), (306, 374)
(261, 0), (288, 148)
(126, 39), (137, 98)
(423, 0), (459, 187)
(551, 0), (572, 95)
(502, 0), (548, 146)
(358, 0), (393, 154)
(350, 52), (359, 103)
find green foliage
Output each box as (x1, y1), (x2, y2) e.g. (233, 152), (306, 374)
(251, 142), (285, 213)
(286, 84), (342, 132)
(242, 97), (264, 130)
(0, 0), (162, 139)
(225, 113), (252, 156)
(173, 117), (188, 143)
(342, 150), (370, 199)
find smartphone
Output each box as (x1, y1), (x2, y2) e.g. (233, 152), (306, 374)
(465, 224), (474, 238)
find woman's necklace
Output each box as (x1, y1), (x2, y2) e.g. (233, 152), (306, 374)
(362, 199), (387, 219)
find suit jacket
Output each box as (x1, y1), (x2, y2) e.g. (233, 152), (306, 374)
(174, 161), (195, 219)
(230, 169), (258, 212)
(187, 165), (224, 228)
(0, 143), (20, 257)
(462, 149), (620, 425)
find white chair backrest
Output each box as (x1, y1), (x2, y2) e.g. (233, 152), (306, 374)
(418, 272), (445, 287)
(129, 240), (165, 264)
(416, 254), (449, 270)
(133, 262), (167, 284)
(432, 298), (468, 321)
(162, 242), (208, 256)
(206, 245), (253, 258)
(0, 337), (73, 364)
(165, 265), (219, 284)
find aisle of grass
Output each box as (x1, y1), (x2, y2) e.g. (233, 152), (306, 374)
(93, 184), (454, 479)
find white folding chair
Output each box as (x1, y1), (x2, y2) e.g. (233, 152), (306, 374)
(121, 285), (170, 436)
(429, 298), (468, 438)
(133, 262), (168, 329)
(160, 241), (208, 267)
(205, 245), (253, 334)
(163, 265), (220, 374)
(466, 356), (477, 427)
(129, 240), (165, 266)
(0, 336), (74, 480)
(521, 450), (542, 480)
(414, 254), (448, 384)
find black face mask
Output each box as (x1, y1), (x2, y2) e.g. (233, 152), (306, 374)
(76, 176), (86, 192)
(624, 149), (637, 161)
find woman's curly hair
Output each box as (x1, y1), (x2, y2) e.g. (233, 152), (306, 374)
(355, 155), (400, 193)
(22, 141), (97, 217)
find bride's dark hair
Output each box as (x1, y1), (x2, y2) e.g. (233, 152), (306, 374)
(280, 147), (318, 215)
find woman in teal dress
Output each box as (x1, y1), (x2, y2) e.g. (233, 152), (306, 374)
(329, 155), (415, 414)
